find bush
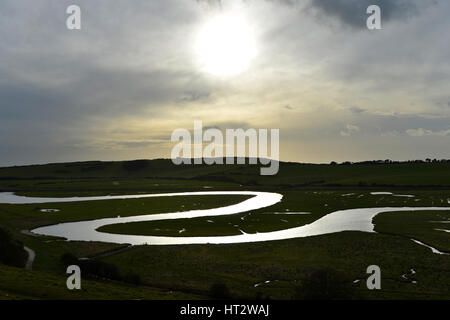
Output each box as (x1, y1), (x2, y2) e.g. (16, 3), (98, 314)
(0, 227), (27, 268)
(60, 253), (78, 266)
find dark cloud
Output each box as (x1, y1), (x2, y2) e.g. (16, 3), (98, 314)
(0, 66), (207, 123)
(177, 90), (212, 103)
(0, 0), (210, 123)
(0, 0), (449, 165)
(354, 112), (450, 136)
(307, 0), (423, 28)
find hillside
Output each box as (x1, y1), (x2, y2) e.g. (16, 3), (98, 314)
(0, 159), (449, 193)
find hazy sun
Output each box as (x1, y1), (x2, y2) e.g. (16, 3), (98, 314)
(196, 14), (256, 77)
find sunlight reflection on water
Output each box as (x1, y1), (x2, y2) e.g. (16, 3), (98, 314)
(1, 191), (449, 247)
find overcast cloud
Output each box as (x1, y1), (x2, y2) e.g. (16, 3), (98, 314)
(0, 0), (449, 165)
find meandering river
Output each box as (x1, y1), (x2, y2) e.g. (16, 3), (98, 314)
(1, 191), (449, 248)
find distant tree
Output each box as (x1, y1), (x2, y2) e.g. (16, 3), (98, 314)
(0, 227), (27, 268)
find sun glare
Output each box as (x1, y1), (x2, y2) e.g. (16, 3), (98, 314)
(195, 14), (256, 77)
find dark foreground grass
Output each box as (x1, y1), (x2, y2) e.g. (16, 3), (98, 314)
(101, 231), (450, 300)
(0, 263), (203, 300)
(0, 159), (449, 300)
(374, 210), (450, 252)
(2, 189), (450, 299)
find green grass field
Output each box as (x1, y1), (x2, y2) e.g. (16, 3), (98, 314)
(0, 159), (449, 300)
(99, 190), (450, 237)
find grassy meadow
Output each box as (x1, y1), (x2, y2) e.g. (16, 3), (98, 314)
(0, 159), (449, 299)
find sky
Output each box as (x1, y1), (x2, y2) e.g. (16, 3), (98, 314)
(1, 0), (449, 166)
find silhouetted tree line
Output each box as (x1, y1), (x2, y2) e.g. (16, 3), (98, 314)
(60, 253), (141, 285)
(0, 227), (27, 268)
(331, 159), (450, 165)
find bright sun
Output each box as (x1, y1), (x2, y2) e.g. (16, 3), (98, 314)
(196, 14), (256, 77)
